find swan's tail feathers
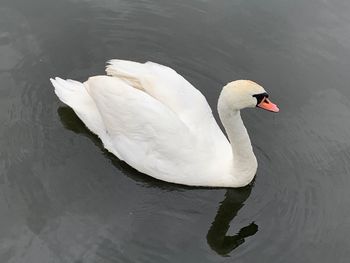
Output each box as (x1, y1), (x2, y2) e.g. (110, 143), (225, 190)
(50, 77), (101, 131)
(50, 77), (86, 108)
(50, 77), (123, 160)
(106, 59), (149, 90)
(50, 77), (104, 137)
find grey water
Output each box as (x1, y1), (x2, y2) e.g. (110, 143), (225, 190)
(1, 0), (350, 262)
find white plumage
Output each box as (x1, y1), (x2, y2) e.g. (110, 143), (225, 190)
(51, 60), (278, 187)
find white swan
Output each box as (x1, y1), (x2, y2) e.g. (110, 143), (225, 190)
(50, 60), (279, 187)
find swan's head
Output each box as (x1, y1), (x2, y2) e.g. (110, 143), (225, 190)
(219, 80), (279, 112)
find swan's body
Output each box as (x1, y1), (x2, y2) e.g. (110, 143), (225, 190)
(51, 60), (278, 187)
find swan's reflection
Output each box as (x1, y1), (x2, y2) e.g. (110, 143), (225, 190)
(207, 187), (258, 256)
(58, 106), (259, 255)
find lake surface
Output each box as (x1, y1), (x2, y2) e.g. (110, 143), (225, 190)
(1, 0), (350, 262)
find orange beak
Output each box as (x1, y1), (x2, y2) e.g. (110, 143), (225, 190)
(257, 98), (279, 113)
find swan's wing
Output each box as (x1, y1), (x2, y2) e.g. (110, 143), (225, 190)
(106, 61), (217, 132)
(85, 75), (203, 182)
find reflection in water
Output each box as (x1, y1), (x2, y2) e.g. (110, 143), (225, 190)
(207, 187), (258, 256)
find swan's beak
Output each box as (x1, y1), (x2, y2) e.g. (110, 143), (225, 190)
(257, 98), (279, 113)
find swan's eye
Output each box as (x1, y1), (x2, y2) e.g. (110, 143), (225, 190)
(253, 92), (269, 105)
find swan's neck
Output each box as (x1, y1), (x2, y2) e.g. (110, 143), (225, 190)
(218, 101), (257, 186)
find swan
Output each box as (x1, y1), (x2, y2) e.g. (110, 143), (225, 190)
(50, 60), (279, 187)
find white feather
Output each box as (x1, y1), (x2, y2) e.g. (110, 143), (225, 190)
(51, 60), (271, 187)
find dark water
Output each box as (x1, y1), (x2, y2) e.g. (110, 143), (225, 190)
(1, 0), (350, 262)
